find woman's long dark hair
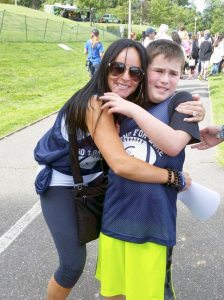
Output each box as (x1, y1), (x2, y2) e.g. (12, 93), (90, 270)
(63, 39), (148, 134)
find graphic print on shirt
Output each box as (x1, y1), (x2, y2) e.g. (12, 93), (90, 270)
(121, 128), (163, 165)
(78, 148), (101, 170)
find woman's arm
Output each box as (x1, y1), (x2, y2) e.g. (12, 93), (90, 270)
(175, 94), (205, 122)
(100, 92), (194, 156)
(86, 97), (171, 184)
(191, 125), (224, 150)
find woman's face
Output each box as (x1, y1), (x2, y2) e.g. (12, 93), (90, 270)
(107, 47), (143, 99)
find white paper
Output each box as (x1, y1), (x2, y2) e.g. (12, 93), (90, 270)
(178, 181), (221, 221)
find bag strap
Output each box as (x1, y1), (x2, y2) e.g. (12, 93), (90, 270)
(68, 132), (109, 185)
(69, 132), (83, 185)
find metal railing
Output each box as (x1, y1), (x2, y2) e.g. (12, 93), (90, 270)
(0, 10), (119, 42)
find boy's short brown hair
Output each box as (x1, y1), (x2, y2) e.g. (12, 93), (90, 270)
(146, 39), (185, 73)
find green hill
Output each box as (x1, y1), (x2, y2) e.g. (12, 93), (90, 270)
(0, 4), (118, 42)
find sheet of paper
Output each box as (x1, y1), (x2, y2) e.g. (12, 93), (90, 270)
(178, 181), (221, 221)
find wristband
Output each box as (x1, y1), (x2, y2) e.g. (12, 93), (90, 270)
(216, 125), (224, 139)
(177, 171), (186, 191)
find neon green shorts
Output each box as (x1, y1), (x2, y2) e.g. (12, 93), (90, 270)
(95, 233), (175, 300)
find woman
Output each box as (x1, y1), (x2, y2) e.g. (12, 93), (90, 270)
(34, 39), (204, 300)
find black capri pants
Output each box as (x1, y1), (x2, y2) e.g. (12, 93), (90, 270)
(40, 186), (86, 288)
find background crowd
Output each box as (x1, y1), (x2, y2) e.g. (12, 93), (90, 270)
(141, 24), (224, 81)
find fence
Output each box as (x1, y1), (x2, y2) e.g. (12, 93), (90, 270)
(0, 10), (120, 42)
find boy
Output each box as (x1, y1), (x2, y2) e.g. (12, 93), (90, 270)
(96, 39), (200, 300)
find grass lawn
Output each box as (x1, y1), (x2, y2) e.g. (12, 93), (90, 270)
(0, 41), (111, 137)
(208, 74), (224, 165)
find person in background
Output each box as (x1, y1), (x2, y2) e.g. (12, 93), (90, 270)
(178, 25), (188, 42)
(84, 28), (104, 77)
(197, 31), (204, 74)
(190, 34), (199, 77)
(142, 27), (156, 47)
(130, 31), (137, 40)
(209, 34), (224, 76)
(192, 125), (224, 150)
(171, 30), (187, 78)
(217, 33), (224, 73)
(155, 24), (172, 40)
(198, 33), (213, 81)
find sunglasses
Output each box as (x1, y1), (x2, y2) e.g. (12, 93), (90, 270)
(108, 61), (144, 82)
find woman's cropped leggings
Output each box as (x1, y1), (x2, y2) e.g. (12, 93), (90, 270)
(40, 186), (86, 288)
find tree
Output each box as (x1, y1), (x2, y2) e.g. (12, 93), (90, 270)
(77, 0), (108, 24)
(202, 0), (224, 33)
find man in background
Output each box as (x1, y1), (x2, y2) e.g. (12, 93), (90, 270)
(142, 27), (156, 48)
(84, 29), (104, 77)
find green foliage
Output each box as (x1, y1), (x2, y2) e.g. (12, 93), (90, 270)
(208, 73), (224, 165)
(147, 0), (198, 31)
(203, 0), (224, 34)
(77, 0), (106, 10)
(0, 0), (14, 3)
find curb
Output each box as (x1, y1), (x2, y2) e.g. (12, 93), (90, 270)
(0, 110), (58, 141)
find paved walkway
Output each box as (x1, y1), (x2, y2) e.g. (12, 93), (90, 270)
(0, 77), (223, 299)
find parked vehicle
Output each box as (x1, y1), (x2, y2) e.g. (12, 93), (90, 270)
(99, 14), (120, 23)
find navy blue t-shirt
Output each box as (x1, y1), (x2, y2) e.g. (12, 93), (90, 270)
(101, 91), (200, 246)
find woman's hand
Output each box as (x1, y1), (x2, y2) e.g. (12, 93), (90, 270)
(175, 94), (205, 122)
(191, 125), (223, 150)
(100, 92), (137, 118)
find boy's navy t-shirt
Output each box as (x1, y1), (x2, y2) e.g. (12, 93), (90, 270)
(101, 91), (200, 246)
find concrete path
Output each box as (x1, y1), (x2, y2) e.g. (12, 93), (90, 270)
(0, 77), (223, 299)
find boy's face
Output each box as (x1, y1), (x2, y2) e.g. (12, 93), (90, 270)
(147, 54), (182, 104)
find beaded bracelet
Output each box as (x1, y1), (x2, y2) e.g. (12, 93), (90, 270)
(166, 168), (173, 186)
(165, 168), (186, 191)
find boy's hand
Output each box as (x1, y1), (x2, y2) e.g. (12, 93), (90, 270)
(100, 92), (137, 118)
(175, 94), (205, 122)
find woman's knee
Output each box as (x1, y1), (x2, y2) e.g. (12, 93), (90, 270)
(55, 260), (85, 288)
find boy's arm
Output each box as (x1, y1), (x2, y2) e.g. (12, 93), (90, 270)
(100, 92), (199, 157)
(86, 96), (170, 183)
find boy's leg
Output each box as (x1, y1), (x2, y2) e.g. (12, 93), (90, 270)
(126, 242), (171, 299)
(164, 247), (176, 300)
(96, 233), (175, 300)
(96, 234), (126, 298)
